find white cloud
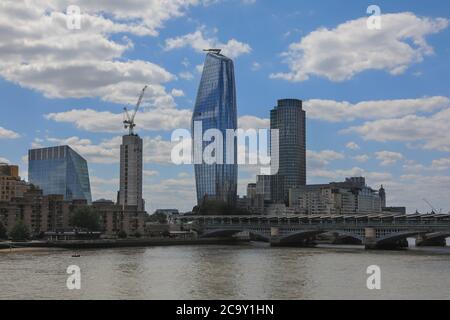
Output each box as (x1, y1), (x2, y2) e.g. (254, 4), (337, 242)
(353, 154), (370, 163)
(346, 141), (360, 150)
(403, 158), (450, 173)
(45, 107), (192, 132)
(375, 151), (404, 166)
(343, 108), (450, 152)
(0, 0), (216, 104)
(144, 176), (196, 212)
(33, 135), (177, 165)
(238, 116), (269, 130)
(310, 166), (392, 185)
(144, 170), (159, 177)
(196, 64), (204, 74)
(0, 157), (10, 164)
(304, 96), (450, 122)
(179, 71), (194, 80)
(171, 88), (185, 97)
(271, 12), (448, 82)
(431, 158), (450, 170)
(46, 108), (267, 134)
(164, 28), (252, 59)
(0, 126), (20, 139)
(307, 150), (345, 171)
(251, 62), (261, 71)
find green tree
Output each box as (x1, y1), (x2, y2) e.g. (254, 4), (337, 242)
(195, 199), (249, 216)
(9, 220), (30, 241)
(70, 207), (100, 231)
(0, 222), (7, 240)
(146, 211), (168, 224)
(117, 230), (127, 239)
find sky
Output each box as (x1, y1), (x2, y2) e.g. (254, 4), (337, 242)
(0, 0), (449, 213)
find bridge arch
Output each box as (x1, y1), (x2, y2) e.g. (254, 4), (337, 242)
(332, 230), (365, 243)
(274, 230), (326, 246)
(200, 228), (271, 242)
(376, 231), (427, 245)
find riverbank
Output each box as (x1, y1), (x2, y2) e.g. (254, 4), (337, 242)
(0, 238), (246, 250)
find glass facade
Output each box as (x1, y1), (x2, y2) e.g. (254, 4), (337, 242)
(270, 99), (306, 201)
(28, 145), (92, 204)
(192, 52), (237, 206)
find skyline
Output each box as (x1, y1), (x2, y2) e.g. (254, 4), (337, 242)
(0, 0), (450, 213)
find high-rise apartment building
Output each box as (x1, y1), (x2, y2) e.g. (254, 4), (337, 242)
(28, 146), (92, 203)
(270, 99), (306, 201)
(192, 51), (238, 206)
(118, 134), (144, 211)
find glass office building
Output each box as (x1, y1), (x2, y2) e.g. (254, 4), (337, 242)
(192, 52), (237, 206)
(28, 145), (92, 204)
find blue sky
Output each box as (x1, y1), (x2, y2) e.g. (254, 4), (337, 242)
(0, 0), (449, 213)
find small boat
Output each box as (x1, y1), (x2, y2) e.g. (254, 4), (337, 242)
(72, 254), (81, 258)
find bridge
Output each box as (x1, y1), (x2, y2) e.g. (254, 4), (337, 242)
(175, 213), (450, 249)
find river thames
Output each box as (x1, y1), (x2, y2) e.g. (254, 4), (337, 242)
(1, 243), (450, 300)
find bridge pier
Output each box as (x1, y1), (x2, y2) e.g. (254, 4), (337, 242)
(364, 228), (377, 250)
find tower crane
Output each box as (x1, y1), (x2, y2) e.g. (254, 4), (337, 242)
(123, 85), (148, 135)
(423, 198), (442, 214)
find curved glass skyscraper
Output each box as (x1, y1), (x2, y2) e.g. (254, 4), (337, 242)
(192, 52), (237, 206)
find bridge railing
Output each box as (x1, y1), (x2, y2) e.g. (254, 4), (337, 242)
(192, 220), (450, 229)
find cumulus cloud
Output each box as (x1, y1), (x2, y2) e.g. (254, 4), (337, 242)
(0, 0), (216, 104)
(0, 126), (20, 139)
(271, 12), (448, 82)
(164, 27), (252, 59)
(403, 158), (450, 173)
(45, 107), (192, 132)
(375, 151), (404, 166)
(179, 71), (194, 80)
(32, 135), (178, 165)
(346, 142), (360, 150)
(342, 108), (450, 152)
(46, 108), (267, 134)
(171, 89), (185, 97)
(307, 150), (345, 172)
(238, 116), (269, 130)
(353, 154), (370, 163)
(304, 96), (450, 122)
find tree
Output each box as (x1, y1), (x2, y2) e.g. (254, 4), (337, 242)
(70, 207), (100, 231)
(117, 230), (127, 239)
(146, 211), (168, 224)
(195, 199), (250, 216)
(9, 220), (30, 241)
(0, 222), (7, 240)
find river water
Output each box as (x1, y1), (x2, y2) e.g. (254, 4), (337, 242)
(1, 243), (450, 300)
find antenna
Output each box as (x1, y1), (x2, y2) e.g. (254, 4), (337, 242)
(203, 48), (222, 55)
